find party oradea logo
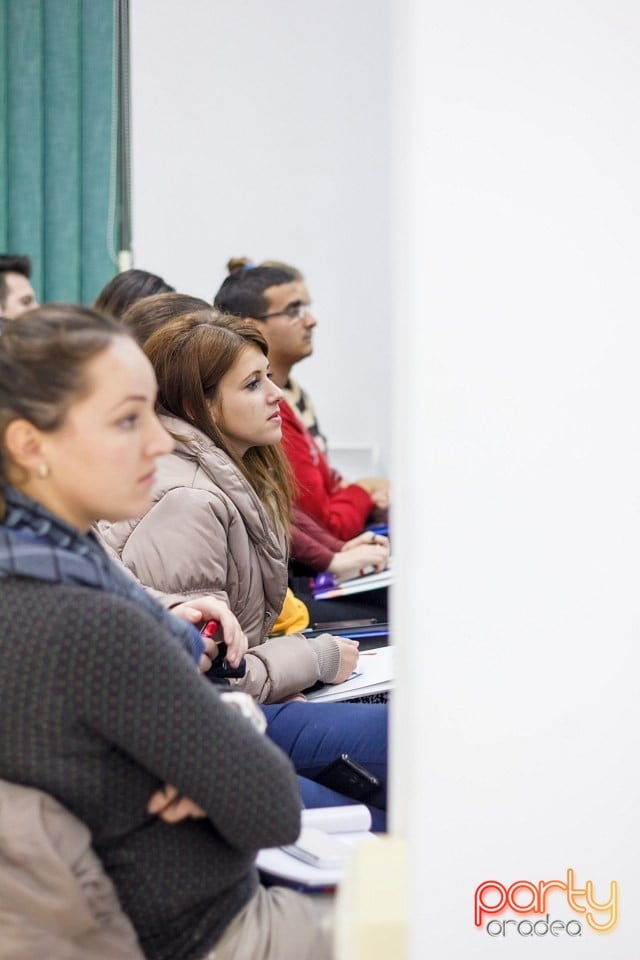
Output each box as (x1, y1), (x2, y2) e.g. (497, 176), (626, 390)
(474, 869), (618, 938)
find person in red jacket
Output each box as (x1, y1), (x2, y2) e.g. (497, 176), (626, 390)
(291, 505), (388, 581)
(289, 505), (389, 626)
(213, 258), (390, 541)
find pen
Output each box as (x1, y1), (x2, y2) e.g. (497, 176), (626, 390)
(359, 565), (376, 577)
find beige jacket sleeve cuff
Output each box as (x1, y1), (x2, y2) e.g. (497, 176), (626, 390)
(307, 634), (341, 683)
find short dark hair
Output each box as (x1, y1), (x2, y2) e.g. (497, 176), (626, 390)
(213, 257), (298, 318)
(0, 255), (32, 307)
(94, 268), (175, 319)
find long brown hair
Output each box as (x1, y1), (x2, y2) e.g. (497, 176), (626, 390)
(0, 304), (130, 516)
(144, 311), (294, 531)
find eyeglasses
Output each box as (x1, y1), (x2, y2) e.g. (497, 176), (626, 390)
(257, 303), (311, 323)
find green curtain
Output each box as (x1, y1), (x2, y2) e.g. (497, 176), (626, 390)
(0, 0), (118, 304)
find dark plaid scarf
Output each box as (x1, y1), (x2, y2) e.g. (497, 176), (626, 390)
(0, 487), (204, 663)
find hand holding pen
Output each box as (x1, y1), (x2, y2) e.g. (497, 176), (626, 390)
(327, 530), (389, 582)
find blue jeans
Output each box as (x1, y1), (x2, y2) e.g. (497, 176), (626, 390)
(262, 702), (388, 832)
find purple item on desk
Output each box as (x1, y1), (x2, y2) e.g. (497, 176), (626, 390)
(311, 572), (337, 593)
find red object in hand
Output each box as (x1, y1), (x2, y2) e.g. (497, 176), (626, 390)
(200, 620), (219, 638)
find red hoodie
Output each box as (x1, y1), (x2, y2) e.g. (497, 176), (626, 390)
(280, 399), (374, 540)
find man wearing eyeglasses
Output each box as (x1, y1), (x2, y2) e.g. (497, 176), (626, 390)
(214, 259), (326, 446)
(214, 259), (389, 543)
(254, 277), (326, 450)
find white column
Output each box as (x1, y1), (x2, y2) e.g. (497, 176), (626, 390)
(391, 2), (640, 957)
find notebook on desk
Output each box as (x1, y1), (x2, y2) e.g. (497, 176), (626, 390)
(257, 804), (376, 892)
(311, 565), (393, 600)
(304, 645), (394, 703)
(304, 621), (390, 641)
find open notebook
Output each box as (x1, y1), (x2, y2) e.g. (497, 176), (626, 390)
(256, 804), (376, 891)
(304, 645), (394, 703)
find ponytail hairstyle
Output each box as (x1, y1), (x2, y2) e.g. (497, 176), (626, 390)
(144, 310), (294, 531)
(213, 256), (298, 319)
(0, 304), (131, 517)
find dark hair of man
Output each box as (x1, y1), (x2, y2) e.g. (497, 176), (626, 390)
(0, 255), (32, 307)
(0, 304), (130, 517)
(94, 268), (175, 319)
(213, 257), (297, 319)
(122, 292), (209, 346)
(144, 310), (294, 531)
(259, 259), (303, 280)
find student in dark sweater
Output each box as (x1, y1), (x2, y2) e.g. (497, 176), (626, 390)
(0, 306), (332, 960)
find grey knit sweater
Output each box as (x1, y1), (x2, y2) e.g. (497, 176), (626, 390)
(0, 577), (301, 960)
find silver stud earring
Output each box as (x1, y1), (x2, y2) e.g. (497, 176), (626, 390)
(37, 463), (50, 479)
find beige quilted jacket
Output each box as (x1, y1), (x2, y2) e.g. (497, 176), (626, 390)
(100, 415), (339, 703)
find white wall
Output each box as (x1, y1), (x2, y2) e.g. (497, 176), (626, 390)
(392, 1), (640, 956)
(132, 1), (640, 956)
(130, 0), (391, 471)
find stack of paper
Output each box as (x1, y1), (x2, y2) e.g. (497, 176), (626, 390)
(257, 804), (376, 890)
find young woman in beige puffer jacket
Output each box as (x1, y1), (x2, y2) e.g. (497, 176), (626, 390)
(100, 312), (360, 705)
